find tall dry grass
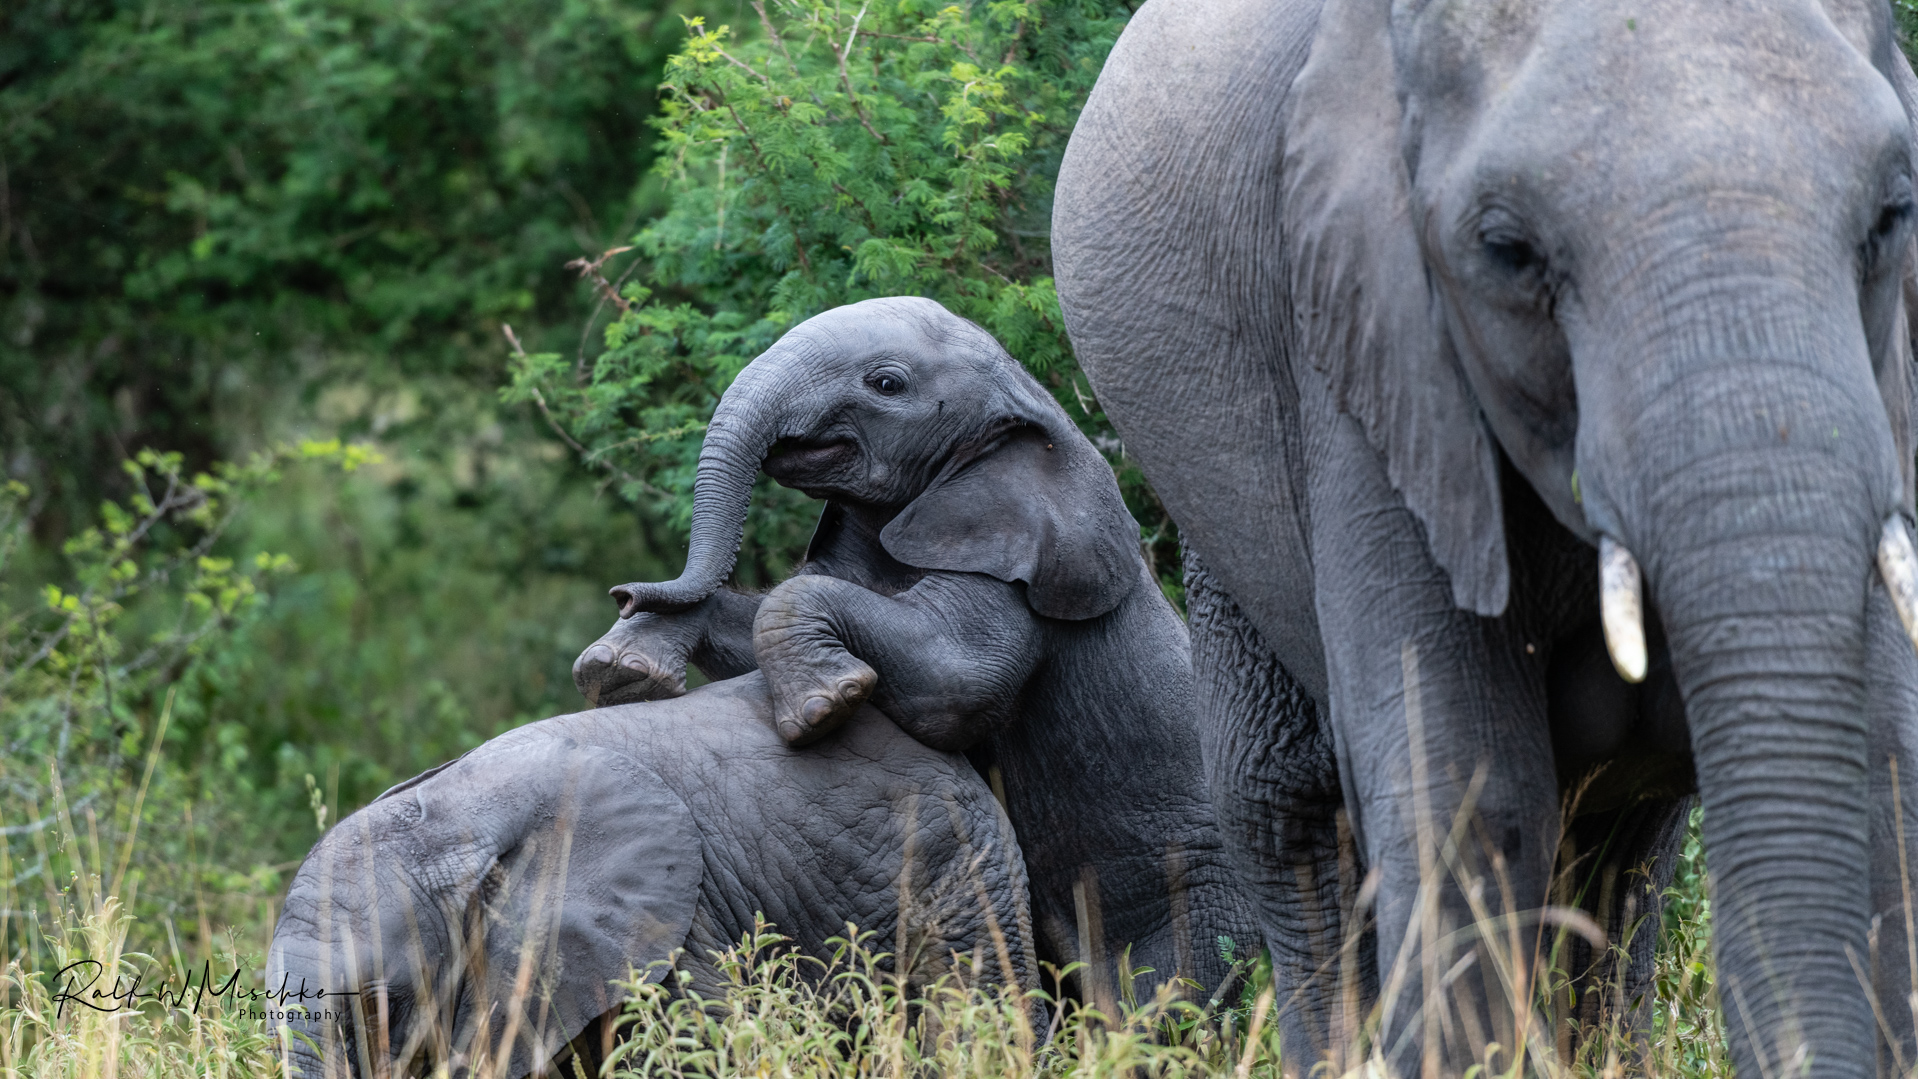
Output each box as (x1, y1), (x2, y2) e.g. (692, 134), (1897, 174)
(0, 766), (1734, 1079)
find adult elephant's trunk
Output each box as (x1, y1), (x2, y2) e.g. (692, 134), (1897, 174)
(1576, 273), (1903, 1077)
(611, 354), (799, 616)
(1640, 453), (1874, 1075)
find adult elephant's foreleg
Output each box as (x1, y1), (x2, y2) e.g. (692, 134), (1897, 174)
(1554, 796), (1690, 1058)
(1186, 549), (1367, 1071)
(1305, 402), (1559, 1077)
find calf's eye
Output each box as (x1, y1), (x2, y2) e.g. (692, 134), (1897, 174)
(868, 373), (906, 395)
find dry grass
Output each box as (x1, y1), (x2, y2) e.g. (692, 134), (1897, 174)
(0, 783), (1733, 1079)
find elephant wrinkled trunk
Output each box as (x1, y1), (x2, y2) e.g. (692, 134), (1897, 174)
(610, 359), (793, 616)
(1663, 576), (1873, 1076)
(1595, 358), (1892, 1077)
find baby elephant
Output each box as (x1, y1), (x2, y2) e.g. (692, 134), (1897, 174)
(268, 672), (1035, 1079)
(578, 296), (1260, 1006)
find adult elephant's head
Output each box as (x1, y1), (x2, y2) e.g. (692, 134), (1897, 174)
(1293, 0), (1918, 1070)
(610, 295), (1137, 621)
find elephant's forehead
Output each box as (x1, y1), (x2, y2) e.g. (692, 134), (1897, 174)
(786, 297), (986, 359)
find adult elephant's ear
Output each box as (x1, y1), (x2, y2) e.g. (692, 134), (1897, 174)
(1282, 0), (1508, 615)
(881, 419), (1141, 620)
(1882, 47), (1918, 512)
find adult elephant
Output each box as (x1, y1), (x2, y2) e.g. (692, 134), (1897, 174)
(1053, 1), (1918, 1076)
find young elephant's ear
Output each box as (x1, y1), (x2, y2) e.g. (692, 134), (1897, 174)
(1283, 0), (1508, 615)
(881, 422), (1141, 620)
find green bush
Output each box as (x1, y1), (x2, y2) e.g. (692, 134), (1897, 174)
(0, 445), (370, 964)
(1, 0), (695, 857)
(506, 0), (1188, 594)
(1, 0), (689, 519)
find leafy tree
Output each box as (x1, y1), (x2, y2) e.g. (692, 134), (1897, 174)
(1, 0), (689, 521)
(0, 0), (696, 847)
(507, 0), (1181, 594)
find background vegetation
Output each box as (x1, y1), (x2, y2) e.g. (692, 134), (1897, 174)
(4, 0), (1893, 1073)
(2, 0), (701, 880)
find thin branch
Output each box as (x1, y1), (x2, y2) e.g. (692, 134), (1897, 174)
(1001, 19), (1026, 65)
(1, 473), (205, 689)
(857, 28), (981, 65)
(502, 326), (667, 498)
(722, 103), (816, 279)
(754, 0), (809, 82)
(711, 44), (771, 84)
(563, 246), (637, 313)
(829, 1), (888, 145)
(830, 181), (885, 237)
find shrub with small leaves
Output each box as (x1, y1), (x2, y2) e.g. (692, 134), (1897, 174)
(503, 0), (1185, 593)
(0, 441), (373, 966)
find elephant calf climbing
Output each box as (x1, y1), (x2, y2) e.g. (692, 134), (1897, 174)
(268, 672), (1035, 1079)
(577, 296), (1260, 1006)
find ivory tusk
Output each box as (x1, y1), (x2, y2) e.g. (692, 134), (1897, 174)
(1878, 516), (1918, 658)
(1599, 536), (1647, 684)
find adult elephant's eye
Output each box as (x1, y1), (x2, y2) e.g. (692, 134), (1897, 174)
(1483, 232), (1541, 275)
(1867, 186), (1914, 265)
(868, 372), (907, 395)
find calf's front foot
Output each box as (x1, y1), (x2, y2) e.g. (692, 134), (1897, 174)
(572, 611), (698, 706)
(776, 652), (878, 746)
(754, 578), (878, 746)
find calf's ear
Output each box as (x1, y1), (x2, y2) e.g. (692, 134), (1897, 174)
(881, 422), (1141, 620)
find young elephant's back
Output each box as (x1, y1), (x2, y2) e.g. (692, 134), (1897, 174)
(527, 673), (1039, 997)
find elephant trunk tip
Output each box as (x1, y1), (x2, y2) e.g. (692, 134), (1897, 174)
(610, 579), (712, 618)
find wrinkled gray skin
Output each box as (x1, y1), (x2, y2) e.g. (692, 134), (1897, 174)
(579, 296), (1260, 1006)
(268, 672), (1035, 1078)
(1052, 1), (1918, 1076)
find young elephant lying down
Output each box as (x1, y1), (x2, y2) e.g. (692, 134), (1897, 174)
(267, 672), (1036, 1079)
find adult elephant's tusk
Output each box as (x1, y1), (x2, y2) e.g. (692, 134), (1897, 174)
(1878, 516), (1918, 659)
(1599, 536), (1647, 684)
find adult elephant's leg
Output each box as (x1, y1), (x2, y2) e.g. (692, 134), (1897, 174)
(1866, 581), (1918, 1075)
(1553, 797), (1690, 1058)
(1303, 390), (1560, 1076)
(1185, 548), (1369, 1071)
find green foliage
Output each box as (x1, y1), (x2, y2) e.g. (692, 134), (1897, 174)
(0, 902), (284, 1077)
(1, 0), (691, 521)
(1652, 809), (1729, 1077)
(1898, 1), (1918, 49)
(0, 446), (369, 968)
(507, 0), (1186, 593)
(1, 0), (695, 869)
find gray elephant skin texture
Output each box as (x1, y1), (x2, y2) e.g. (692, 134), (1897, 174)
(268, 672), (1036, 1078)
(1053, 1), (1918, 1076)
(581, 296), (1261, 1009)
